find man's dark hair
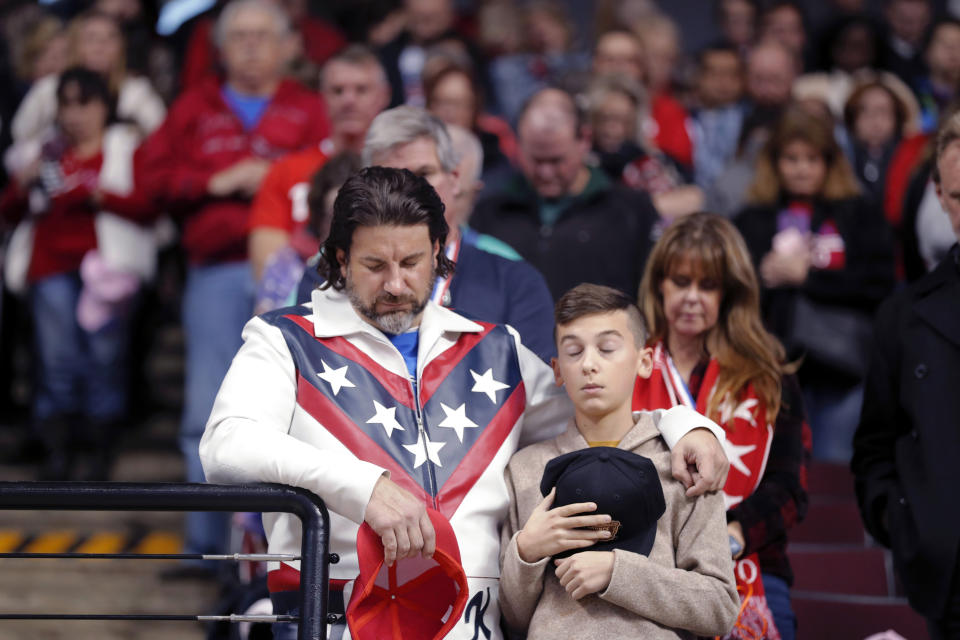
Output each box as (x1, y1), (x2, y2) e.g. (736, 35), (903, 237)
(57, 66), (117, 123)
(319, 166), (455, 290)
(554, 283), (648, 346)
(697, 43), (741, 69)
(307, 151), (362, 239)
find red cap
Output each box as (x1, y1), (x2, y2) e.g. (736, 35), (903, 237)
(346, 508), (469, 640)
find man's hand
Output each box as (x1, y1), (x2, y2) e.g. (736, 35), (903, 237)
(672, 427), (729, 497)
(208, 158), (271, 197)
(364, 476), (436, 567)
(554, 551), (615, 600)
(516, 488), (612, 563)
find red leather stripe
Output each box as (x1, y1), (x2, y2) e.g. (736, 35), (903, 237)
(267, 563), (348, 592)
(435, 382), (526, 518)
(419, 322), (494, 405)
(284, 314), (413, 408)
(297, 375), (428, 503)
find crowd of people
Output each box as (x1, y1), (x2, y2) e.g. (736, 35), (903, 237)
(0, 0), (958, 638)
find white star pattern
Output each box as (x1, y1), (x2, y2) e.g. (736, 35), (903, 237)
(470, 368), (509, 403)
(723, 439), (757, 477)
(366, 401), (405, 438)
(720, 397), (759, 427)
(316, 360), (355, 396)
(723, 492), (744, 510)
(437, 402), (479, 442)
(403, 433), (446, 468)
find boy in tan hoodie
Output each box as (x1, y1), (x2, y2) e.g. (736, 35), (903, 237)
(499, 284), (739, 639)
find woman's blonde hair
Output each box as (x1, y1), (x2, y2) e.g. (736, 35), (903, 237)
(639, 213), (789, 422)
(747, 107), (861, 205)
(66, 10), (125, 94)
(16, 16), (65, 81)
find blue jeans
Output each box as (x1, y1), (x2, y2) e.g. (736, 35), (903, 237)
(180, 261), (252, 556)
(762, 573), (796, 640)
(803, 382), (865, 463)
(30, 272), (135, 424)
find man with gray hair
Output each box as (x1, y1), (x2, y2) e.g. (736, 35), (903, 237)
(140, 0), (329, 574)
(356, 105), (558, 361)
(471, 87), (660, 301)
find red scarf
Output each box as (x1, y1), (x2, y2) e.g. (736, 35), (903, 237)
(633, 341), (780, 640)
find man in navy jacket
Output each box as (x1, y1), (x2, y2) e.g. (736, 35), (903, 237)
(298, 106), (557, 362)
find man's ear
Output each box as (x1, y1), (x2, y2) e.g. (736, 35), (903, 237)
(336, 248), (347, 269)
(934, 180), (951, 214)
(551, 357), (564, 388)
(636, 346), (654, 379)
(448, 167), (463, 201)
(576, 128), (592, 157)
(376, 84), (391, 112)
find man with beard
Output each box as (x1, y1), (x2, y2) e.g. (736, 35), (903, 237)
(361, 105), (557, 361)
(200, 167), (730, 639)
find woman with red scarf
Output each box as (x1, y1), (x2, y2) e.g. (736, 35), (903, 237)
(633, 213), (810, 640)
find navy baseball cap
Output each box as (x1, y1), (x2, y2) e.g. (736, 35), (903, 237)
(540, 447), (666, 559)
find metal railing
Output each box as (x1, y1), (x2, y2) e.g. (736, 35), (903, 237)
(0, 481), (332, 640)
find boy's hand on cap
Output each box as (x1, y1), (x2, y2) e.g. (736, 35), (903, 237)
(554, 551), (615, 600)
(516, 488), (613, 564)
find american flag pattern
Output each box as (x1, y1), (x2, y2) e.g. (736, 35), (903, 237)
(264, 306), (527, 520)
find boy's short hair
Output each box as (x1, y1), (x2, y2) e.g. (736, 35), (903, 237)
(554, 284), (649, 346)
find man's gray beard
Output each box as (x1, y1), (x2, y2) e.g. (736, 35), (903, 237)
(345, 277), (432, 335)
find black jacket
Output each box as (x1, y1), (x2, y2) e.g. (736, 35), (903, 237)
(470, 169), (660, 301)
(735, 196), (895, 382)
(851, 244), (960, 618)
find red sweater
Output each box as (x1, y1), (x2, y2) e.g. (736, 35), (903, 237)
(139, 78), (329, 264)
(180, 18), (346, 91)
(650, 91), (693, 170)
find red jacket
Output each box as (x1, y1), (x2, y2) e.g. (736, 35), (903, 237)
(180, 18), (346, 91)
(140, 78), (328, 265)
(650, 91), (693, 170)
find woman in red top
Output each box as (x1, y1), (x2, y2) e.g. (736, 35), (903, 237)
(634, 213), (809, 640)
(0, 67), (152, 480)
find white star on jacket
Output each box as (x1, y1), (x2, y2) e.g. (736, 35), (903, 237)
(367, 401), (405, 438)
(403, 433), (446, 468)
(723, 439), (757, 477)
(316, 360), (355, 396)
(437, 402), (479, 442)
(470, 368), (509, 403)
(720, 397), (759, 428)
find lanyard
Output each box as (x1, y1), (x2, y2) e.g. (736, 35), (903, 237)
(656, 343), (696, 409)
